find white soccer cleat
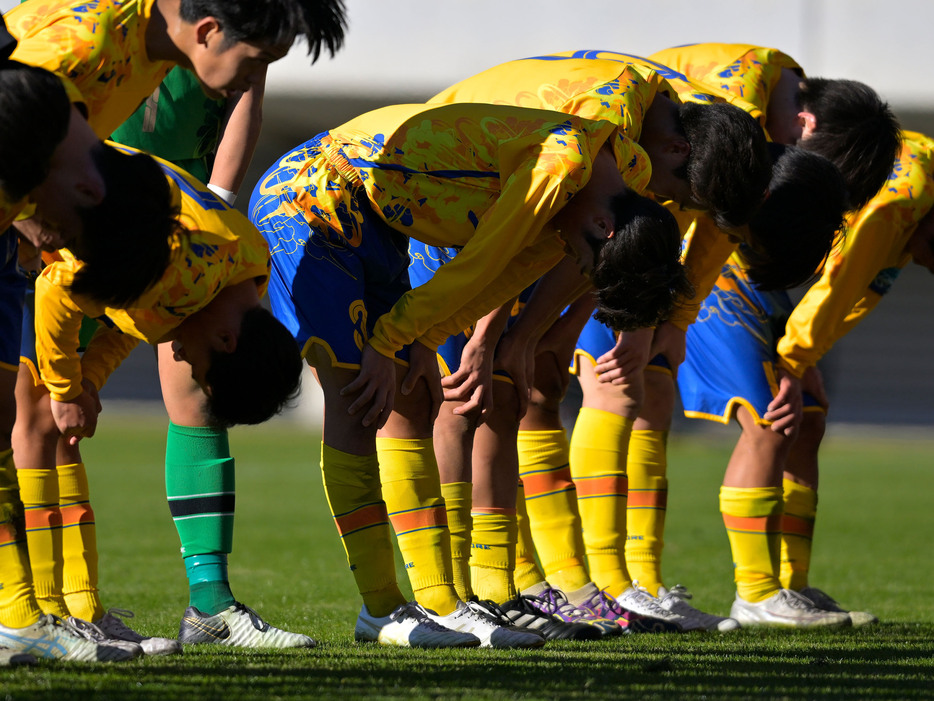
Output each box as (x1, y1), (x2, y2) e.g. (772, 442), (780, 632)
(657, 585), (740, 632)
(0, 614), (140, 662)
(798, 586), (878, 627)
(354, 601), (480, 648)
(426, 600), (546, 649)
(95, 608), (183, 656)
(616, 584), (687, 631)
(730, 589), (851, 628)
(178, 603), (316, 648)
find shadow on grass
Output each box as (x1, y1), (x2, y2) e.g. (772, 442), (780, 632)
(4, 623), (933, 701)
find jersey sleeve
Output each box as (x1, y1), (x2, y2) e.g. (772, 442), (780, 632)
(79, 325), (141, 392)
(368, 121), (615, 356)
(33, 261), (104, 401)
(777, 176), (932, 376)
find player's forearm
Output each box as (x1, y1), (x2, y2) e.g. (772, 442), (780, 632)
(209, 74), (266, 201)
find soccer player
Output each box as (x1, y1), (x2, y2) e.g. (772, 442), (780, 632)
(426, 49), (778, 630)
(599, 42), (901, 627)
(250, 101), (689, 646)
(5, 0), (347, 648)
(0, 37), (161, 662)
(678, 130), (929, 628)
(16, 145), (307, 650)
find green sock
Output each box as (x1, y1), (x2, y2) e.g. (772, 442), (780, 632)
(165, 423), (237, 615)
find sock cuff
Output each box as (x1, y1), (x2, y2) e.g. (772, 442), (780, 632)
(167, 422), (230, 461)
(376, 437), (438, 481)
(57, 463), (88, 501)
(440, 481), (472, 507)
(783, 478), (817, 517)
(17, 469), (58, 505)
(720, 486), (783, 517)
(470, 506), (517, 516)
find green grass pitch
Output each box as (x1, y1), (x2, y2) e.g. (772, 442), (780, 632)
(3, 411), (933, 700)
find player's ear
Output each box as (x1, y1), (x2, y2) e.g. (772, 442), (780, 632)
(194, 17), (222, 49)
(798, 111), (818, 139)
(215, 329), (237, 354)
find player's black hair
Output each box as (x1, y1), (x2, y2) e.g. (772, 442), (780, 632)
(798, 77), (901, 210)
(0, 61), (71, 200)
(179, 0), (347, 62)
(204, 306), (303, 426)
(592, 191), (693, 331)
(68, 144), (176, 307)
(675, 101), (772, 230)
(740, 143), (849, 291)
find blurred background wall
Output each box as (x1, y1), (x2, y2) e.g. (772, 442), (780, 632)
(5, 0), (932, 427)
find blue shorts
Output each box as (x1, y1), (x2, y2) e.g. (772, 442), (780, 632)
(0, 228), (26, 372)
(570, 314), (672, 377)
(678, 261), (820, 424)
(250, 134), (411, 369)
(408, 239), (522, 381)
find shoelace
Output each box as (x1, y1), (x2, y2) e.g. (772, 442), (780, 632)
(470, 599), (512, 624)
(393, 602), (451, 632)
(584, 588), (627, 618)
(779, 589), (818, 611)
(66, 616), (113, 642)
(663, 585), (694, 603)
(98, 609), (142, 640)
(535, 587), (585, 619)
(629, 583), (678, 618)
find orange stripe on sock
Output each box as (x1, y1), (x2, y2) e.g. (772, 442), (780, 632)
(575, 474), (628, 499)
(723, 513), (782, 534)
(23, 507), (62, 531)
(521, 466), (574, 498)
(0, 522), (20, 546)
(389, 504), (447, 534)
(59, 502), (95, 528)
(334, 502), (389, 537)
(781, 513), (814, 539)
(627, 489), (667, 509)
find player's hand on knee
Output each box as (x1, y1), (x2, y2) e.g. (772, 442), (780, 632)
(594, 326), (654, 384)
(342, 345), (396, 429)
(765, 369), (803, 436)
(50, 383), (101, 446)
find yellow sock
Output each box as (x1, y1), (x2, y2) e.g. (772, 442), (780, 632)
(780, 479), (817, 591)
(514, 484), (546, 594)
(58, 463), (104, 621)
(440, 482), (473, 601)
(625, 429), (668, 596)
(320, 443), (404, 617)
(17, 468), (68, 617)
(720, 485), (783, 603)
(569, 408), (632, 596)
(0, 449), (43, 627)
(469, 508), (517, 603)
(377, 437), (458, 616)
(517, 429), (589, 593)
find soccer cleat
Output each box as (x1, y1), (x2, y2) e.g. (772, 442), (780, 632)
(67, 617), (145, 656)
(0, 648), (37, 667)
(179, 603), (316, 648)
(616, 584), (686, 632)
(0, 614), (140, 662)
(354, 601), (481, 648)
(798, 586), (878, 627)
(658, 585), (740, 632)
(500, 595), (602, 641)
(730, 589), (851, 628)
(426, 600), (546, 649)
(95, 608), (183, 656)
(573, 581), (677, 634)
(521, 583), (622, 637)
